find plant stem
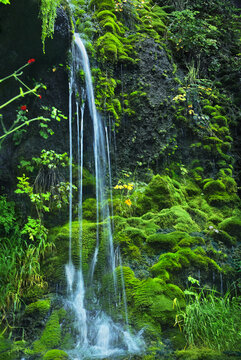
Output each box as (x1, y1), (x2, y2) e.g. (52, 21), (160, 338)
(0, 86), (41, 110)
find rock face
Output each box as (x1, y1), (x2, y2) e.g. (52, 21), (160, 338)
(0, 1), (241, 359)
(0, 0), (70, 193)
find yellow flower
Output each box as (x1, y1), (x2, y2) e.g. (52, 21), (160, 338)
(127, 185), (133, 191)
(189, 109), (194, 115)
(125, 199), (132, 206)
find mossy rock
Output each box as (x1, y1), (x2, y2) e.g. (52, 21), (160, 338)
(151, 247), (221, 276)
(43, 349), (69, 360)
(132, 278), (185, 327)
(146, 231), (190, 250)
(25, 299), (51, 317)
(157, 206), (200, 232)
(23, 283), (48, 303)
(82, 198), (96, 221)
(41, 311), (61, 349)
(203, 180), (226, 195)
(207, 193), (239, 207)
(175, 348), (233, 360)
(212, 115), (228, 126)
(221, 176), (237, 193)
(32, 311), (62, 356)
(137, 175), (186, 213)
(218, 216), (241, 239)
(43, 220), (97, 284)
(211, 230), (236, 247)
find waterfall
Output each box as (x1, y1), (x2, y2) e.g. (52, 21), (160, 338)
(64, 33), (144, 359)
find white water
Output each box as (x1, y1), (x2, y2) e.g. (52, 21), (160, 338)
(65, 34), (144, 359)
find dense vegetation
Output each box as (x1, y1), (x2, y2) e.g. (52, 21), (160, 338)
(0, 0), (240, 359)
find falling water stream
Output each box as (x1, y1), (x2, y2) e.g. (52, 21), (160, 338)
(64, 34), (144, 359)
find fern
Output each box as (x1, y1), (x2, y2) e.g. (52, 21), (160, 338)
(40, 0), (61, 53)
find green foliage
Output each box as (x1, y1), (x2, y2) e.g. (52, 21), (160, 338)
(43, 349), (69, 360)
(0, 0), (10, 4)
(169, 9), (219, 56)
(16, 150), (73, 215)
(40, 0), (61, 53)
(0, 197), (50, 313)
(25, 299), (51, 316)
(175, 287), (241, 351)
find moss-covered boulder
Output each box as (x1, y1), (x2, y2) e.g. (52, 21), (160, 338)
(43, 349), (69, 360)
(136, 175), (186, 214)
(25, 299), (51, 317)
(146, 231), (189, 250)
(31, 310), (63, 357)
(116, 267), (185, 337)
(43, 220), (97, 285)
(175, 348), (234, 360)
(218, 216), (241, 239)
(151, 247), (221, 277)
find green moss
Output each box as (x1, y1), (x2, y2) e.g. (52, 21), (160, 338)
(218, 216), (241, 238)
(212, 115), (228, 126)
(133, 278), (185, 327)
(25, 299), (51, 316)
(175, 347), (231, 360)
(137, 175), (186, 214)
(221, 176), (237, 193)
(203, 105), (217, 115)
(151, 247), (221, 276)
(43, 221), (97, 284)
(203, 180), (226, 194)
(89, 0), (114, 10)
(184, 182), (201, 197)
(157, 206), (200, 232)
(82, 198), (96, 220)
(147, 231), (190, 250)
(43, 349), (69, 360)
(41, 311), (61, 349)
(211, 230), (236, 247)
(207, 194), (239, 207)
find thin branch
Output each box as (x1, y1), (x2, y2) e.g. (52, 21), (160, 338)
(0, 85), (41, 110)
(0, 117), (50, 142)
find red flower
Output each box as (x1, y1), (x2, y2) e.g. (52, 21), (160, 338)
(27, 58), (35, 64)
(38, 94), (42, 99)
(21, 105), (27, 111)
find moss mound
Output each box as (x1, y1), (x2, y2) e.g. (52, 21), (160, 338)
(137, 175), (186, 214)
(176, 348), (234, 360)
(43, 220), (97, 283)
(151, 247), (221, 276)
(25, 299), (51, 316)
(43, 349), (69, 360)
(218, 216), (241, 239)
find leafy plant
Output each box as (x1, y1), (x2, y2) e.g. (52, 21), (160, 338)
(0, 60), (50, 148)
(39, 0), (61, 52)
(168, 9), (219, 57)
(174, 278), (241, 351)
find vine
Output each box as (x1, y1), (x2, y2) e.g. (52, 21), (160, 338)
(39, 0), (61, 53)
